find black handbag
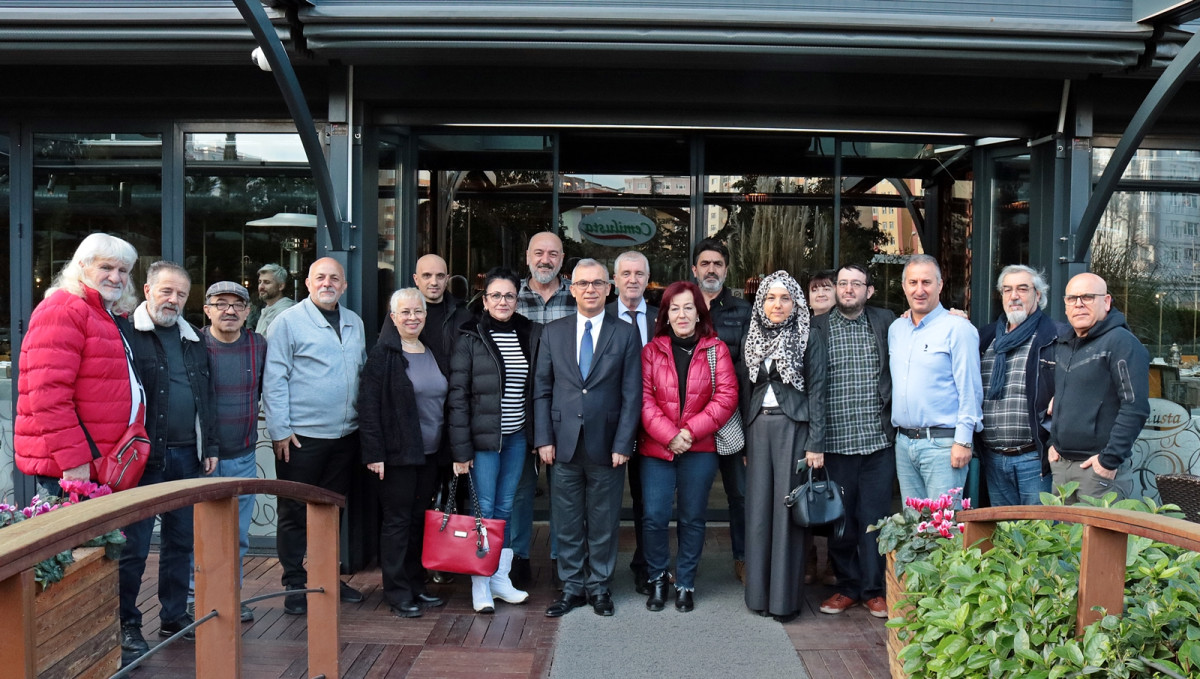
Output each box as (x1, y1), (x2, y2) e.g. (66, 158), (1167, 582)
(783, 462), (846, 540)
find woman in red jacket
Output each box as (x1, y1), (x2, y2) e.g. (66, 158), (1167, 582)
(640, 280), (738, 613)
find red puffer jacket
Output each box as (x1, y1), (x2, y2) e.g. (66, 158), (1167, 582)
(15, 286), (135, 478)
(640, 334), (738, 461)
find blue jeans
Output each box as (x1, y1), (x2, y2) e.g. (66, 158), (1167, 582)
(895, 435), (967, 501)
(119, 446), (201, 626)
(983, 447), (1051, 506)
(217, 450), (258, 583)
(641, 452), (719, 591)
(470, 432), (526, 521)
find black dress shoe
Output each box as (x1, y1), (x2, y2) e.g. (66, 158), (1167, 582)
(645, 576), (668, 612)
(545, 594), (587, 618)
(390, 601), (422, 618)
(340, 581), (364, 603)
(631, 565), (651, 595)
(510, 556), (532, 591)
(416, 592), (446, 608)
(590, 592), (615, 616)
(675, 589), (694, 612)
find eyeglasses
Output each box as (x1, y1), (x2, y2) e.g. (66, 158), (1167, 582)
(836, 280), (866, 289)
(393, 309), (427, 318)
(206, 301), (249, 312)
(1064, 293), (1106, 306)
(571, 280), (610, 290)
(485, 292), (517, 302)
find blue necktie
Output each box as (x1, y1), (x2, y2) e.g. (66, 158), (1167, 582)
(580, 319), (594, 380)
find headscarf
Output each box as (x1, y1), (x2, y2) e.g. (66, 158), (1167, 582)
(744, 270), (809, 390)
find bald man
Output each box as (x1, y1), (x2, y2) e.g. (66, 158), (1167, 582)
(1048, 272), (1149, 502)
(263, 257), (368, 613)
(413, 254), (472, 372)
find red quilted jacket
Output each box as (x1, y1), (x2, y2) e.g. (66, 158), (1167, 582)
(15, 286), (135, 478)
(640, 334), (739, 461)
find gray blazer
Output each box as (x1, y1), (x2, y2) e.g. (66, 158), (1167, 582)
(533, 311), (643, 464)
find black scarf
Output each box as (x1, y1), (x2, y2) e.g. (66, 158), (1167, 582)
(986, 309), (1041, 400)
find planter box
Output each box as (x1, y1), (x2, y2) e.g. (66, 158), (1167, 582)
(885, 551), (912, 679)
(34, 547), (120, 678)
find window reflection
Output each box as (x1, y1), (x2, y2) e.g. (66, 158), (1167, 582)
(183, 132), (316, 329)
(32, 133), (163, 310)
(1, 133), (11, 504)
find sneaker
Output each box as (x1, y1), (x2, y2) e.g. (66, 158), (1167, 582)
(340, 581), (364, 603)
(818, 593), (857, 615)
(241, 604), (255, 622)
(158, 612), (196, 640)
(864, 596), (889, 618)
(120, 622), (149, 665)
(284, 586), (307, 615)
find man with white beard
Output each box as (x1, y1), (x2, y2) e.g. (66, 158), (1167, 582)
(977, 265), (1065, 506)
(121, 261), (218, 665)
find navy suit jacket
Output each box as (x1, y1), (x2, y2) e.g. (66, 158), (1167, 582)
(533, 310), (643, 464)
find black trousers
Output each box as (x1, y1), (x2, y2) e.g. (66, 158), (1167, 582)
(379, 456), (439, 605)
(825, 445), (896, 601)
(274, 432), (357, 587)
(628, 452), (647, 571)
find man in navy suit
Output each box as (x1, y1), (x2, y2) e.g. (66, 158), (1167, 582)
(606, 251), (657, 594)
(536, 258), (643, 617)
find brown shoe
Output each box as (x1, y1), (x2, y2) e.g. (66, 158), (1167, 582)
(819, 593), (857, 615)
(733, 560), (746, 584)
(820, 562), (838, 587)
(804, 550), (818, 585)
(864, 596), (889, 618)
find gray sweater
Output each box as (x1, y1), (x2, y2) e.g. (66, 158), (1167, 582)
(263, 297), (366, 441)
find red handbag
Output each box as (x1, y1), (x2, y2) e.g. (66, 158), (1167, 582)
(82, 403), (151, 492)
(421, 474), (505, 576)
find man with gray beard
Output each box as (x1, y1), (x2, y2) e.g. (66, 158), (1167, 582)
(977, 265), (1065, 506)
(691, 237), (751, 583)
(121, 261), (218, 665)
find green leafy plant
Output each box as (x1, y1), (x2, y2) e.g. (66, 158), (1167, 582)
(888, 485), (1200, 678)
(869, 487), (969, 578)
(0, 480), (125, 590)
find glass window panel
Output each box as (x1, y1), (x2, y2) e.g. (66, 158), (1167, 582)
(378, 138), (400, 321)
(183, 132), (316, 330)
(1, 133), (11, 503)
(991, 154), (1031, 309)
(1093, 190), (1200, 358)
(1094, 148), (1200, 182)
(32, 133), (163, 311)
(560, 205), (690, 303)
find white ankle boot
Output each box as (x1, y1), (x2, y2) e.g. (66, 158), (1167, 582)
(490, 548), (530, 604)
(471, 575), (495, 613)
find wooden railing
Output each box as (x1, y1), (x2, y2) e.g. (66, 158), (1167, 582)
(0, 478), (344, 679)
(959, 505), (1200, 635)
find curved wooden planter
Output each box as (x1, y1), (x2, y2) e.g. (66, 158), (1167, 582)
(35, 547), (119, 679)
(884, 551), (911, 679)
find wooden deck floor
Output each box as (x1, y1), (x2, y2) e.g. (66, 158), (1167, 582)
(132, 525), (889, 678)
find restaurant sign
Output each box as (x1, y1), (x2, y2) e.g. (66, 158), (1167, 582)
(578, 210), (656, 246)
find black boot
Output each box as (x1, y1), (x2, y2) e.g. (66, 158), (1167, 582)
(645, 576), (668, 612)
(675, 588), (694, 612)
(510, 556), (532, 591)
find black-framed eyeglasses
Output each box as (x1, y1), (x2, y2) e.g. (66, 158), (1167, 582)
(206, 301), (249, 312)
(571, 280), (610, 290)
(485, 292), (517, 302)
(836, 280), (866, 289)
(1064, 293), (1105, 306)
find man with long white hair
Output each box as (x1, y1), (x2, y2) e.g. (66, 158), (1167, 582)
(15, 232), (142, 489)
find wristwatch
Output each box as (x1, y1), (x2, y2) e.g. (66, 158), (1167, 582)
(955, 440), (973, 450)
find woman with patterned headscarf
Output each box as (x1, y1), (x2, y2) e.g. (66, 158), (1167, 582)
(742, 270), (826, 622)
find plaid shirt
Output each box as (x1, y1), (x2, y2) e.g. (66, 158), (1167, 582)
(518, 277), (575, 325)
(980, 337), (1034, 450)
(201, 328), (267, 459)
(826, 310), (889, 455)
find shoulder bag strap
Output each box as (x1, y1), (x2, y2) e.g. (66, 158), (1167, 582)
(77, 414), (102, 461)
(706, 345), (717, 398)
